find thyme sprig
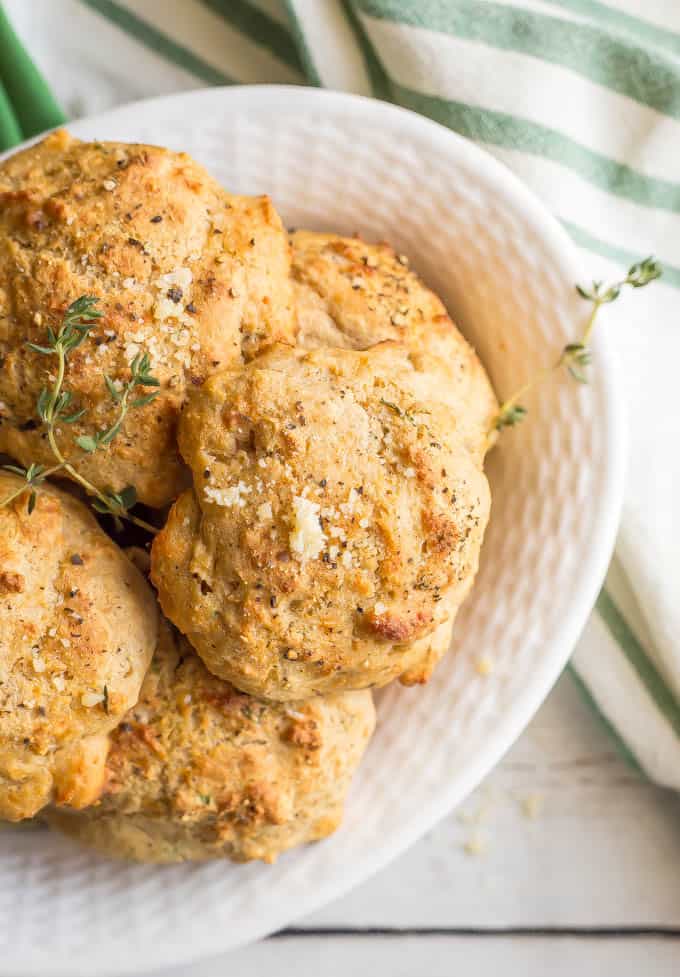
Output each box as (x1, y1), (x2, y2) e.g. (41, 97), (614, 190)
(0, 296), (159, 532)
(0, 463), (56, 515)
(75, 352), (159, 455)
(494, 257), (662, 431)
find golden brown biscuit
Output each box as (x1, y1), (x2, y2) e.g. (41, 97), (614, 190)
(46, 615), (375, 863)
(151, 343), (490, 699)
(290, 230), (497, 462)
(291, 232), (497, 685)
(0, 472), (158, 820)
(0, 130), (294, 507)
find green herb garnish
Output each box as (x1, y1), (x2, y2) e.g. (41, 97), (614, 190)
(1, 296), (159, 532)
(494, 257), (662, 431)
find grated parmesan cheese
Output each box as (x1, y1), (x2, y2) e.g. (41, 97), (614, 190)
(152, 268), (195, 337)
(156, 268), (193, 291)
(289, 496), (326, 561)
(339, 488), (359, 516)
(204, 481), (251, 508)
(257, 501), (273, 521)
(521, 792), (544, 820)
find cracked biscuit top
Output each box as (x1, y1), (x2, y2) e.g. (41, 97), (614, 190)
(290, 230), (497, 463)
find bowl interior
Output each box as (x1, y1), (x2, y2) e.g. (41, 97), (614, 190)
(0, 87), (622, 977)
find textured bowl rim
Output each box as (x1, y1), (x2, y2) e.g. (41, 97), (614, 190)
(0, 85), (625, 976)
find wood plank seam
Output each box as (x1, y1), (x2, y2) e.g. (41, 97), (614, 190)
(273, 927), (680, 939)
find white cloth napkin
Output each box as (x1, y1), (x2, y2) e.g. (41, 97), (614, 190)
(4, 0), (679, 785)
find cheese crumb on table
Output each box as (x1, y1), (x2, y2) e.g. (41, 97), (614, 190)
(521, 792), (544, 820)
(463, 830), (488, 856)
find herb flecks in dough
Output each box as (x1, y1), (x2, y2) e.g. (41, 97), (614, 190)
(494, 256), (662, 431)
(0, 296), (159, 532)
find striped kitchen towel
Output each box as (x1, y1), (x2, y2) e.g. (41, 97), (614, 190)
(2, 0), (679, 787)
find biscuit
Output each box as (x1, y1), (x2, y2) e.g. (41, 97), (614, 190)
(0, 131), (293, 507)
(0, 473), (157, 820)
(151, 344), (490, 699)
(47, 615), (375, 862)
(291, 230), (497, 462)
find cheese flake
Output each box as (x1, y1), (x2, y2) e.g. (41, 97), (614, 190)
(204, 481), (251, 508)
(257, 502), (273, 521)
(289, 496), (326, 561)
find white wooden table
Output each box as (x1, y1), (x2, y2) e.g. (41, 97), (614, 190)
(156, 671), (680, 977)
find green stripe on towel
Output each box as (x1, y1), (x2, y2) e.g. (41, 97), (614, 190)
(355, 0), (680, 122)
(567, 664), (647, 776)
(547, 0), (680, 58)
(597, 589), (680, 739)
(282, 1), (323, 85)
(199, 0), (305, 74)
(81, 0), (235, 85)
(0, 4), (65, 145)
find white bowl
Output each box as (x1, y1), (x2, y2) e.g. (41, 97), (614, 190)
(0, 86), (624, 976)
